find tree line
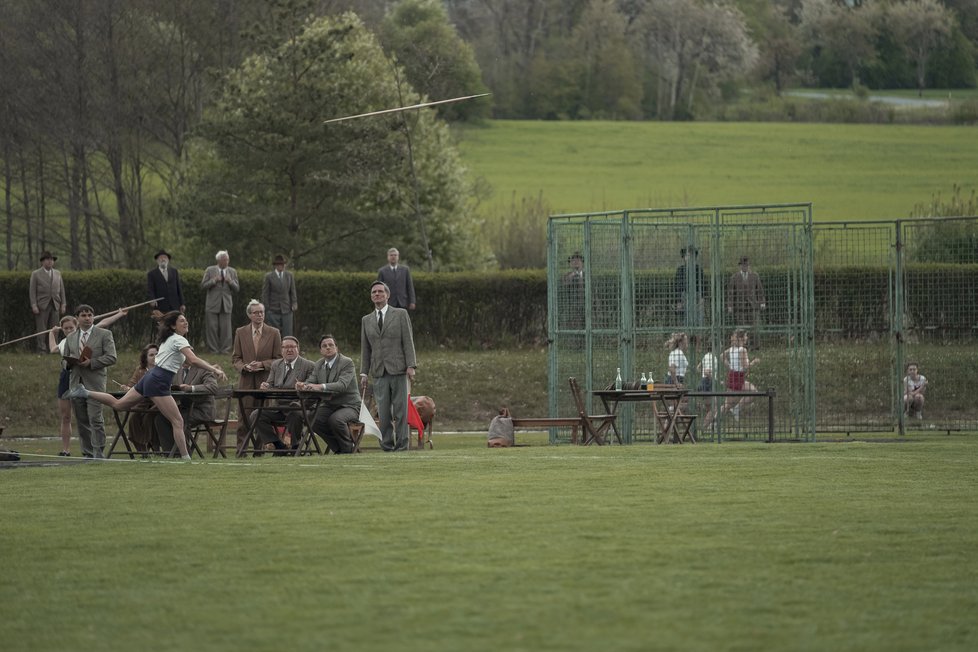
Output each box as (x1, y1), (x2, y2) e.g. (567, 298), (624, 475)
(2, 0), (976, 273)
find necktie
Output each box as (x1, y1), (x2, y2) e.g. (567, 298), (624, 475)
(377, 310), (383, 331)
(221, 268), (225, 280)
(277, 271), (282, 280)
(182, 367), (190, 384)
(81, 330), (89, 348)
(253, 329), (261, 352)
(284, 362), (293, 383)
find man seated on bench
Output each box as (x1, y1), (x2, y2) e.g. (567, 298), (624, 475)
(252, 336), (316, 455)
(154, 360), (218, 456)
(297, 335), (361, 454)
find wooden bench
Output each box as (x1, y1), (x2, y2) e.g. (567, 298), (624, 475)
(510, 417), (586, 445)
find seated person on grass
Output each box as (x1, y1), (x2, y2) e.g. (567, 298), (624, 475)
(903, 362), (927, 420)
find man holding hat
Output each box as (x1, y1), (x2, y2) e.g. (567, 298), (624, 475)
(261, 254), (298, 338)
(147, 249), (186, 314)
(29, 251), (67, 352)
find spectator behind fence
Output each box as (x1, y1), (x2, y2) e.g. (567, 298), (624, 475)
(201, 250), (239, 354)
(559, 251), (586, 330)
(903, 362), (928, 420)
(377, 247), (416, 310)
(262, 254), (298, 338)
(720, 329), (759, 423)
(665, 332), (689, 385)
(30, 251), (67, 353)
(674, 247), (705, 327)
(726, 255), (766, 331)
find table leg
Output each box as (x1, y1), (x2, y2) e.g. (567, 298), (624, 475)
(236, 397), (263, 457)
(107, 410), (136, 459)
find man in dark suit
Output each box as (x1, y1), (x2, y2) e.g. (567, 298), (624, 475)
(261, 254), (298, 337)
(299, 335), (361, 454)
(360, 281), (417, 452)
(63, 304), (117, 458)
(154, 362), (218, 455)
(232, 300), (282, 452)
(253, 336), (315, 454)
(147, 249), (186, 314)
(29, 251), (67, 352)
(376, 247), (416, 310)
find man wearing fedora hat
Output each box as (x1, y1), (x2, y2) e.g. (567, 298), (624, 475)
(30, 251), (67, 352)
(147, 249), (186, 314)
(726, 255), (766, 330)
(262, 254), (297, 338)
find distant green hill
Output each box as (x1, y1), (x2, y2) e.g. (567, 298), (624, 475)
(456, 120), (978, 221)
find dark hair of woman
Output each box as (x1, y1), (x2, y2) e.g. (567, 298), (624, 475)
(139, 342), (159, 370)
(156, 310), (183, 345)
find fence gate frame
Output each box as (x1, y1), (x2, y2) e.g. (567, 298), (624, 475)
(548, 203), (816, 443)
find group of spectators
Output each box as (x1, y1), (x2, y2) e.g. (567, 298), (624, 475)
(35, 247), (418, 459)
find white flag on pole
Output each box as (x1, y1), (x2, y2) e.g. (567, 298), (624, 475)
(359, 400), (382, 440)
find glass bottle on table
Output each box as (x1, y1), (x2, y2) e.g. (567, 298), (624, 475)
(640, 372), (648, 390)
(647, 372), (654, 393)
(615, 368), (622, 391)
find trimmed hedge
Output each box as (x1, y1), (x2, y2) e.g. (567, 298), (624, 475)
(2, 265), (974, 351)
(0, 269), (549, 351)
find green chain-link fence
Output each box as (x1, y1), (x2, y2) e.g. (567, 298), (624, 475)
(548, 204), (816, 443)
(548, 209), (978, 443)
(813, 217), (978, 435)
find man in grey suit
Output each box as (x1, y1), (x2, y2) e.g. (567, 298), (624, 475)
(63, 304), (117, 458)
(299, 335), (361, 454)
(261, 254), (298, 337)
(360, 281), (417, 452)
(253, 336), (315, 454)
(201, 250), (239, 353)
(30, 251), (67, 352)
(376, 247), (416, 310)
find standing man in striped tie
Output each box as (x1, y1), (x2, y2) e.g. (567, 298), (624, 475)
(360, 281), (417, 452)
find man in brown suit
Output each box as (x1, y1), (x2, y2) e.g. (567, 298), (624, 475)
(30, 251), (67, 352)
(726, 255), (767, 332)
(232, 300), (282, 451)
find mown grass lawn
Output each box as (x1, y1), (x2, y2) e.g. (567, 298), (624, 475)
(2, 437), (976, 651)
(456, 121), (978, 221)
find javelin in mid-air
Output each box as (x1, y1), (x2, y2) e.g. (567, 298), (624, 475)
(323, 92), (491, 124)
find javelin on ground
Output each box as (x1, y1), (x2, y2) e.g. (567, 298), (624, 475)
(323, 92), (491, 124)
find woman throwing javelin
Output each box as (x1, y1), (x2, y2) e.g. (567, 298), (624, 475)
(65, 311), (226, 460)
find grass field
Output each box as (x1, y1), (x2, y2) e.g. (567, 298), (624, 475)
(456, 121), (978, 221)
(2, 436), (976, 651)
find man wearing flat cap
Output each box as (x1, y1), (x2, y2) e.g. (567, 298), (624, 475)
(262, 254), (297, 338)
(30, 251), (67, 352)
(147, 249), (186, 314)
(360, 280), (417, 452)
